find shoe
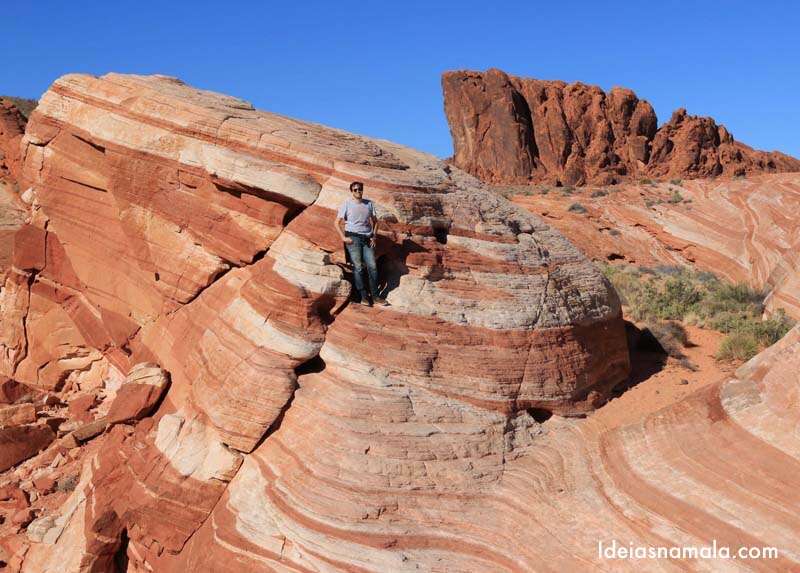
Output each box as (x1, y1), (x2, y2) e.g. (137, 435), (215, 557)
(360, 300), (372, 307)
(373, 297), (389, 306)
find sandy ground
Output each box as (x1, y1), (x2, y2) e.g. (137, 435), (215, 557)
(590, 324), (738, 430)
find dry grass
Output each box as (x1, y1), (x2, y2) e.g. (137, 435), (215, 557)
(603, 264), (795, 362)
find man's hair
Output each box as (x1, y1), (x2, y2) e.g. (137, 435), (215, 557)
(349, 181), (364, 192)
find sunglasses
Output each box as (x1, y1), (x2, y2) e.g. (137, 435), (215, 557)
(351, 187), (363, 192)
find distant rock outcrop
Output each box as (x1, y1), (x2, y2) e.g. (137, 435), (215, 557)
(0, 99), (27, 183)
(443, 69), (800, 186)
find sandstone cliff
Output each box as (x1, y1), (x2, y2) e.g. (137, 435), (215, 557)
(0, 73), (633, 571)
(443, 69), (800, 186)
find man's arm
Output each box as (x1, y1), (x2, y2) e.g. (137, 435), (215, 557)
(335, 202), (352, 244)
(369, 214), (379, 247)
(335, 216), (352, 243)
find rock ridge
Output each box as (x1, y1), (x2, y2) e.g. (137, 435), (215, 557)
(443, 68), (800, 186)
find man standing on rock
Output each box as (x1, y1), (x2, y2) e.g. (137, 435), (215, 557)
(335, 181), (388, 307)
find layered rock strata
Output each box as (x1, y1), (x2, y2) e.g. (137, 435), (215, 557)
(443, 69), (800, 186)
(512, 173), (800, 319)
(0, 73), (631, 571)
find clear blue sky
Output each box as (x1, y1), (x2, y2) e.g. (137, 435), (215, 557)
(3, 1), (799, 158)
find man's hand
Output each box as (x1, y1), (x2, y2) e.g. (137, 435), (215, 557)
(343, 237), (353, 245)
(369, 236), (376, 248)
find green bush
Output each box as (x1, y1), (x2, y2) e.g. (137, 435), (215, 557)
(670, 178), (683, 186)
(668, 190), (684, 204)
(568, 202), (588, 214)
(717, 332), (760, 361)
(601, 264), (796, 362)
(591, 189), (608, 198)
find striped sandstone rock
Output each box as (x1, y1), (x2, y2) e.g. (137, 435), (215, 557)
(1, 73), (630, 571)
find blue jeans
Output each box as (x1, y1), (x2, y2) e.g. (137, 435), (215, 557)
(345, 231), (379, 300)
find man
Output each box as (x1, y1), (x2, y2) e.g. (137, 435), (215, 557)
(335, 181), (388, 306)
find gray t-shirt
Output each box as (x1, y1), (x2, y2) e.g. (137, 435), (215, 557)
(337, 199), (375, 234)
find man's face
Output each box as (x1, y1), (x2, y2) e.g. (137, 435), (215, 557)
(351, 185), (363, 199)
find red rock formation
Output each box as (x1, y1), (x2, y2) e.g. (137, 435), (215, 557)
(512, 173), (800, 319)
(0, 99), (26, 183)
(0, 73), (632, 571)
(443, 69), (800, 186)
(4, 73), (799, 572)
(0, 426), (54, 472)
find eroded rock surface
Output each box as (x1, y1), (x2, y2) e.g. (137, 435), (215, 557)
(0, 99), (27, 183)
(0, 73), (633, 571)
(443, 69), (800, 186)
(2, 72), (797, 571)
(513, 173), (800, 319)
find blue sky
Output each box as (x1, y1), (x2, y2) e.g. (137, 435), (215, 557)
(3, 1), (799, 158)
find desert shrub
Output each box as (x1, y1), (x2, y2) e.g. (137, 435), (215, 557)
(608, 228), (621, 236)
(717, 332), (760, 361)
(568, 202), (588, 214)
(753, 309), (794, 346)
(650, 277), (701, 320)
(653, 265), (684, 276)
(591, 189), (608, 198)
(668, 189), (684, 204)
(639, 178), (653, 185)
(602, 263), (795, 362)
(670, 178), (683, 186)
(644, 199), (655, 208)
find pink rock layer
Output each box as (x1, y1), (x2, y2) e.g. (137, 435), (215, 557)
(512, 173), (800, 319)
(443, 69), (800, 187)
(0, 73), (633, 571)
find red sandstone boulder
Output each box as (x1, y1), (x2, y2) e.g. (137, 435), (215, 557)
(0, 425), (55, 472)
(30, 476), (55, 496)
(10, 509), (35, 528)
(443, 69), (800, 186)
(66, 394), (96, 423)
(0, 404), (36, 427)
(4, 73), (630, 572)
(105, 363), (169, 424)
(0, 380), (37, 405)
(0, 485), (28, 512)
